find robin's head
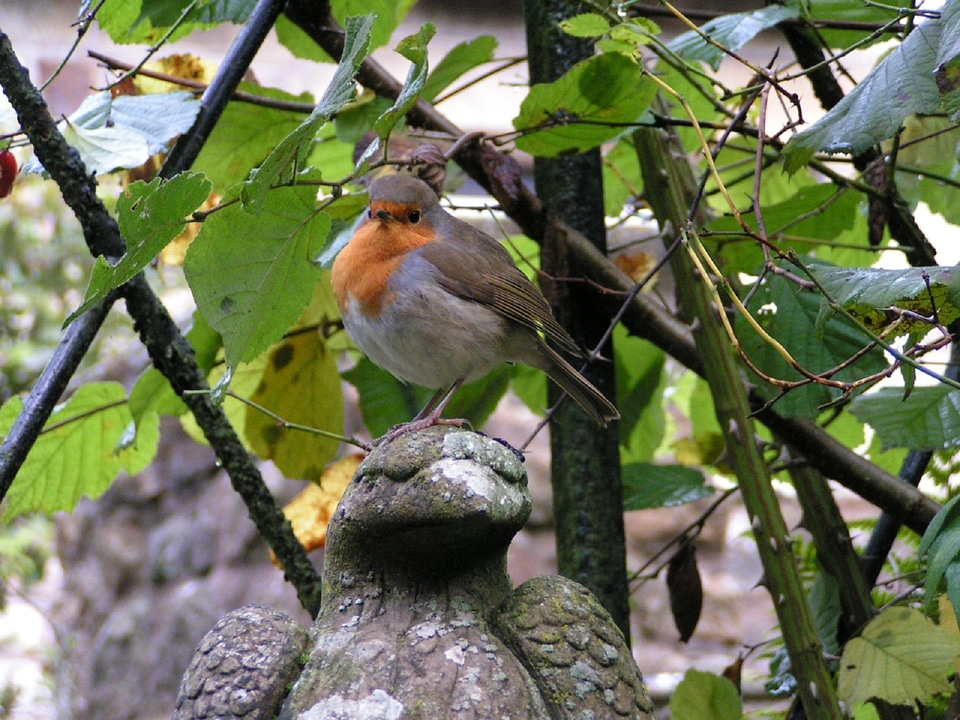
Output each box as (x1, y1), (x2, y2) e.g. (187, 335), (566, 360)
(367, 175), (441, 227)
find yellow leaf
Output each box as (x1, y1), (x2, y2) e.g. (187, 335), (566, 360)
(673, 432), (725, 467)
(294, 274), (342, 339)
(839, 606), (960, 710)
(272, 453), (363, 565)
(245, 331), (344, 479)
(614, 249), (658, 285)
(135, 54), (219, 95)
(159, 192), (220, 268)
(938, 596), (960, 674)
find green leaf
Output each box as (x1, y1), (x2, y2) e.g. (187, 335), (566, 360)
(330, 0), (416, 52)
(515, 52), (655, 157)
(736, 266), (889, 418)
(945, 563), (960, 626)
(374, 23), (436, 140)
(342, 358), (509, 437)
(766, 647), (797, 698)
(335, 93), (394, 144)
(810, 571), (843, 655)
(1, 382), (159, 518)
(108, 91), (201, 155)
(809, 265), (960, 334)
(783, 19), (942, 171)
(559, 13), (611, 38)
(421, 36), (497, 102)
(924, 523), (960, 615)
(67, 172), (212, 324)
(73, 91), (200, 156)
(129, 367), (187, 423)
(667, 5), (800, 70)
(921, 495), (960, 559)
(98, 0), (255, 44)
(688, 375), (721, 438)
(802, 0), (915, 49)
(851, 702), (882, 720)
(186, 310), (224, 373)
(24, 91), (200, 177)
(63, 124), (149, 176)
(96, 0), (141, 42)
(275, 13), (334, 63)
(180, 352), (266, 449)
(838, 607), (960, 709)
(852, 385), (960, 451)
(131, 312), (218, 423)
(616, 328), (666, 464)
(242, 13), (374, 212)
(707, 184), (861, 274)
(306, 122), (358, 183)
(622, 464), (713, 511)
(825, 408), (905, 474)
(895, 117), (960, 226)
(670, 669), (742, 720)
(195, 84), (314, 192)
(648, 60), (721, 156)
(510, 364), (547, 418)
(184, 186), (331, 368)
(602, 137), (643, 217)
(129, 311), (222, 424)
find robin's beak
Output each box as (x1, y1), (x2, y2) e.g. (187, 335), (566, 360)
(375, 209), (392, 220)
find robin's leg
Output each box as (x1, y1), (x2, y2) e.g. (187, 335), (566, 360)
(373, 379), (469, 446)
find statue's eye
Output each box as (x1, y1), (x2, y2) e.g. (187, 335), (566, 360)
(408, 210), (421, 224)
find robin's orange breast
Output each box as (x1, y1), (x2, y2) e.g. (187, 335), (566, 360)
(331, 218), (436, 318)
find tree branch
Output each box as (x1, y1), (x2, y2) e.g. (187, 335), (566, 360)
(0, 297), (114, 501)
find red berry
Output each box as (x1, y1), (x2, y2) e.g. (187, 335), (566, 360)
(0, 150), (17, 198)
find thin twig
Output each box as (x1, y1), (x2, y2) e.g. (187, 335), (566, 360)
(87, 50), (317, 113)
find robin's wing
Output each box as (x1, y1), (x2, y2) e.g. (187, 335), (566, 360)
(419, 216), (583, 358)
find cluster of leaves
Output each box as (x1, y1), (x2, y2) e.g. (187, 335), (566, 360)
(5, 0), (960, 715)
(0, 4), (706, 515)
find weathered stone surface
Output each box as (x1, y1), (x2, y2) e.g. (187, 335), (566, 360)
(54, 418), (312, 720)
(272, 427), (654, 719)
(494, 575), (655, 718)
(280, 427), (547, 719)
(167, 427), (656, 718)
(173, 605), (309, 720)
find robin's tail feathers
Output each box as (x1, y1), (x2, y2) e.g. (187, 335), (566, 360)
(536, 343), (619, 426)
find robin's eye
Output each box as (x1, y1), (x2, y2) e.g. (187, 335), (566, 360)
(408, 210), (421, 224)
(367, 208), (373, 219)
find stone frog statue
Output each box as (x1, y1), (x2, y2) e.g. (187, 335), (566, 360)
(173, 427), (654, 719)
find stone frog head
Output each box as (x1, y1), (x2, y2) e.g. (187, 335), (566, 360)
(324, 427), (532, 583)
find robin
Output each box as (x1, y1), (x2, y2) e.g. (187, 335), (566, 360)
(331, 174), (619, 440)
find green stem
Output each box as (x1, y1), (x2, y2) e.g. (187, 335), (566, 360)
(634, 122), (843, 719)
